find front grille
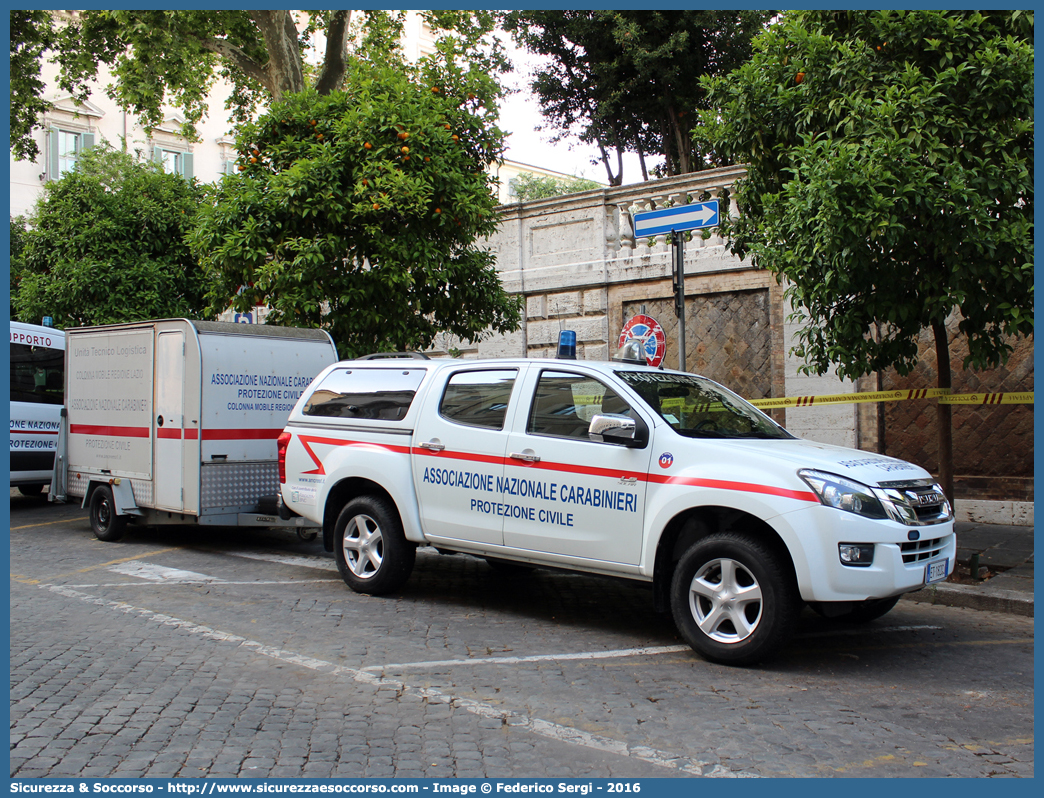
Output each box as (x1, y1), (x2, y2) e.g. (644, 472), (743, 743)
(912, 500), (950, 524)
(877, 478), (952, 526)
(901, 535), (949, 564)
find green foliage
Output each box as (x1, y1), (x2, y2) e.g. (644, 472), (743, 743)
(10, 216), (30, 317)
(503, 10), (773, 183)
(700, 10), (1034, 379)
(9, 11), (56, 161)
(510, 172), (602, 202)
(10, 10), (510, 160)
(12, 144), (208, 329)
(191, 57), (522, 358)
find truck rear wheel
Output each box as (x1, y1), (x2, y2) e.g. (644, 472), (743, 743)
(89, 486), (127, 542)
(670, 531), (798, 665)
(334, 496), (415, 595)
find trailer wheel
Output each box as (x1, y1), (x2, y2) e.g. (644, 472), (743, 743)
(90, 486), (127, 542)
(17, 484), (46, 498)
(670, 531), (798, 665)
(333, 496), (415, 595)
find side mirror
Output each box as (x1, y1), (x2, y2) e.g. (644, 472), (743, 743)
(588, 413), (648, 448)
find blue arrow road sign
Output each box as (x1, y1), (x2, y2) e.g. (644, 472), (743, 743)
(632, 200), (719, 237)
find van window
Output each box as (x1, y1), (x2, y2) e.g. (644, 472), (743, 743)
(302, 368), (426, 421)
(10, 343), (64, 405)
(439, 370), (517, 430)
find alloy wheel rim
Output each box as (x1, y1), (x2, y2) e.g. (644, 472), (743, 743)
(688, 557), (763, 644)
(343, 513), (383, 578)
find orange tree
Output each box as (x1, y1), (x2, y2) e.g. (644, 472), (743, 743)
(699, 10), (1033, 499)
(191, 56), (521, 356)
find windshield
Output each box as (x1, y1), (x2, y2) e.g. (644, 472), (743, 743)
(616, 371), (792, 440)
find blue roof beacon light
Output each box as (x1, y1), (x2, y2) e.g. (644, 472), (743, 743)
(556, 330), (577, 359)
(41, 316), (53, 327)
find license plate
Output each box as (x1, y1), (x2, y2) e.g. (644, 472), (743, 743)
(925, 558), (949, 584)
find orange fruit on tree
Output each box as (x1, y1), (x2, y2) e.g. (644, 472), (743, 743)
(364, 142), (372, 150)
(795, 72), (805, 84)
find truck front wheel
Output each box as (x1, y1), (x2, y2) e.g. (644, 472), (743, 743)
(670, 531), (798, 665)
(89, 486), (127, 542)
(334, 496), (415, 595)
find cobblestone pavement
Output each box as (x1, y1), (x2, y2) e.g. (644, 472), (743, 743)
(10, 494), (1034, 779)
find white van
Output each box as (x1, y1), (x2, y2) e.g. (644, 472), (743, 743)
(51, 319), (338, 540)
(10, 321), (66, 495)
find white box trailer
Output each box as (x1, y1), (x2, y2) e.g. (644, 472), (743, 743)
(50, 319), (337, 540)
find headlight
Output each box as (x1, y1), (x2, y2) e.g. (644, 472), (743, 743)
(799, 470), (887, 519)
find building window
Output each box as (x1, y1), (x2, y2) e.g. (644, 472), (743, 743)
(152, 146), (194, 179)
(48, 128), (95, 181)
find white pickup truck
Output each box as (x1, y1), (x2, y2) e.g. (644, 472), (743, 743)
(279, 347), (954, 664)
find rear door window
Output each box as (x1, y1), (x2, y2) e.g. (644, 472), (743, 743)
(439, 369), (517, 430)
(302, 368), (426, 420)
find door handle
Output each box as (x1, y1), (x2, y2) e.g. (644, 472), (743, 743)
(418, 441), (445, 452)
(510, 451), (541, 463)
(619, 476), (638, 485)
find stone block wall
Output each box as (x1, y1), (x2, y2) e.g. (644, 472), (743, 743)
(878, 320), (1033, 502)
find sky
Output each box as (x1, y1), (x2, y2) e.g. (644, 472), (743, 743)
(496, 42), (653, 187)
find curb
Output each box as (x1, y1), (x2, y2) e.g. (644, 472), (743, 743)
(902, 582), (1034, 617)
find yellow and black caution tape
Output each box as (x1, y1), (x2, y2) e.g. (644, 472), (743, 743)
(748, 389), (1032, 409)
(936, 392), (1034, 405)
(748, 388), (952, 410)
(574, 388), (1031, 414)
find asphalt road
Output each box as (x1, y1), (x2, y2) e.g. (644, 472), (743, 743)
(9, 492), (1035, 779)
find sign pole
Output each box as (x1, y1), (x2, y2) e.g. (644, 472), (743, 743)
(674, 230), (686, 371)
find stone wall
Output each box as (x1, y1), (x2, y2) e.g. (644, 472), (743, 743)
(879, 321), (1033, 503)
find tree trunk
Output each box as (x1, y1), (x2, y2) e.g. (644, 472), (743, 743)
(667, 106), (691, 174)
(932, 319), (954, 503)
(637, 141), (649, 181)
(659, 117), (675, 177)
(251, 10), (306, 101)
(314, 10), (352, 95)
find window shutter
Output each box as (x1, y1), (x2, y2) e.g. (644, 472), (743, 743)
(182, 152), (194, 180)
(81, 132), (95, 152)
(152, 146), (163, 165)
(224, 160), (238, 176)
(48, 128), (60, 181)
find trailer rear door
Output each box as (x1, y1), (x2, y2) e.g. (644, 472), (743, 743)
(155, 329), (185, 510)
